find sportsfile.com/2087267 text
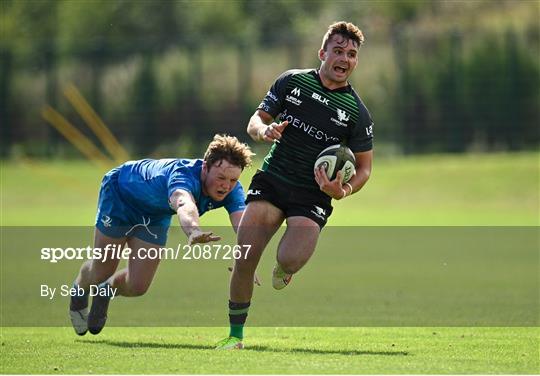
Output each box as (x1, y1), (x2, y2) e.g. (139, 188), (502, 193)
(40, 244), (252, 263)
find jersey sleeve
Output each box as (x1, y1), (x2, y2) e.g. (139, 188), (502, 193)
(348, 101), (374, 153)
(222, 182), (246, 214)
(167, 167), (198, 199)
(257, 70), (294, 118)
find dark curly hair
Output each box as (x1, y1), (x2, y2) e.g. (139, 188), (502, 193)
(321, 21), (365, 51)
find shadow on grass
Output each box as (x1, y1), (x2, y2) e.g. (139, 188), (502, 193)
(81, 339), (409, 356)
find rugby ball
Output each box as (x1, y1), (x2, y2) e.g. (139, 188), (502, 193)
(314, 144), (356, 183)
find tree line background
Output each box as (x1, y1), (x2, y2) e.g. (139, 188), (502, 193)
(1, 0), (538, 158)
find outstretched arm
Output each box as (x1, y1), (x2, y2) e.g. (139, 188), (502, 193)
(229, 210), (243, 233)
(169, 189), (221, 245)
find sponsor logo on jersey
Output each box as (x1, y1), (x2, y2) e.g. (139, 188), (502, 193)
(365, 123), (374, 136)
(101, 215), (112, 228)
(312, 92), (330, 105)
(310, 205), (327, 220)
(331, 108), (350, 127)
(337, 109), (349, 122)
(247, 189), (261, 196)
(280, 111), (340, 143)
(286, 87), (302, 106)
(266, 90), (279, 103)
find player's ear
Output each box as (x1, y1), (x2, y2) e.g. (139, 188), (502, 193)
(202, 160), (208, 176)
(318, 48), (326, 62)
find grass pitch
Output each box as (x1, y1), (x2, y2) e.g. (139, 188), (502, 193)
(2, 327), (538, 374)
(1, 152), (539, 374)
(2, 152), (538, 226)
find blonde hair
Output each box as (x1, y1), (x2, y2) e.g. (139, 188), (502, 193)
(203, 134), (254, 170)
(321, 21), (365, 51)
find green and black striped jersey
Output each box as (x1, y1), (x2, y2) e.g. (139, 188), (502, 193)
(257, 69), (374, 190)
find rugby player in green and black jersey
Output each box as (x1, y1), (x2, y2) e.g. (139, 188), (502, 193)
(216, 21), (374, 350)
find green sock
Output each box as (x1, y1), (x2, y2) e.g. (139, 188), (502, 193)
(228, 300), (250, 339)
(229, 324), (244, 339)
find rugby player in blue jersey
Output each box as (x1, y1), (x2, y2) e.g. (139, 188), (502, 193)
(216, 22), (374, 349)
(69, 134), (253, 336)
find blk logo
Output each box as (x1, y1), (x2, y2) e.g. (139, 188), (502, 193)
(312, 92), (329, 105)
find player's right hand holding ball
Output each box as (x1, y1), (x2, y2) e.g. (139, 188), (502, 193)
(314, 168), (347, 200)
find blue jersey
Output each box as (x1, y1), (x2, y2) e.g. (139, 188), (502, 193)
(117, 158), (246, 216)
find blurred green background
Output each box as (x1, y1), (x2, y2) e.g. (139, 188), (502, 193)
(1, 0), (538, 158)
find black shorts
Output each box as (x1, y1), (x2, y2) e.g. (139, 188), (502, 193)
(245, 170), (333, 229)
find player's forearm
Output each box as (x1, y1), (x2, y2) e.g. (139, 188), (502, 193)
(176, 204), (202, 238)
(247, 114), (268, 142)
(344, 150), (373, 197)
(170, 189), (201, 237)
(229, 211), (243, 233)
(346, 166), (371, 195)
